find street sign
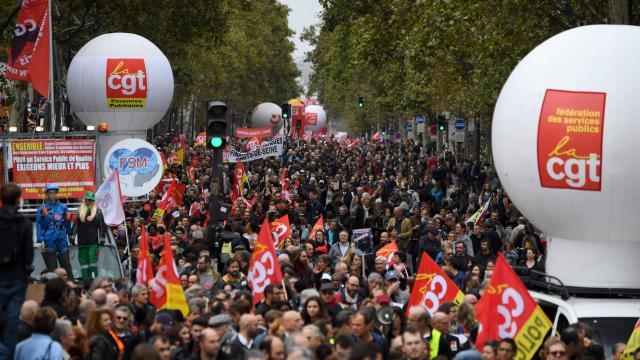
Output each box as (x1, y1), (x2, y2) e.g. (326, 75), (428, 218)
(416, 115), (425, 133)
(448, 118), (465, 142)
(454, 118), (465, 131)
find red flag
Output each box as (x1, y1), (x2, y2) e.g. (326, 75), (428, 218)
(371, 130), (382, 142)
(475, 253), (551, 359)
(270, 215), (291, 249)
(406, 252), (465, 315)
(232, 161), (247, 203)
(27, 0), (50, 98)
(149, 232), (189, 316)
(6, 0), (50, 98)
(247, 219), (283, 305)
(309, 215), (324, 240)
(195, 131), (207, 146)
(136, 226), (154, 286)
(376, 241), (399, 268)
(159, 181), (185, 211)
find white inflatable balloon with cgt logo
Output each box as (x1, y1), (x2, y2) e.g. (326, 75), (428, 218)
(66, 33), (174, 131)
(492, 25), (640, 289)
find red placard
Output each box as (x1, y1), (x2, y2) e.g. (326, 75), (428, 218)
(406, 252), (464, 315)
(106, 58), (148, 109)
(537, 89), (606, 191)
(12, 139), (95, 199)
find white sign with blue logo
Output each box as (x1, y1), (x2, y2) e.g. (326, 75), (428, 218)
(415, 115), (425, 133)
(103, 138), (163, 197)
(448, 118), (465, 142)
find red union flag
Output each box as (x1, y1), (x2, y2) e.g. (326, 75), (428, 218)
(475, 253), (552, 360)
(270, 215), (291, 248)
(136, 226), (154, 286)
(406, 252), (464, 315)
(309, 214), (324, 240)
(232, 161), (248, 203)
(247, 219), (283, 304)
(537, 89), (606, 191)
(6, 0), (51, 98)
(158, 181), (185, 211)
(106, 58), (147, 109)
(195, 132), (207, 146)
(149, 232), (189, 316)
(376, 241), (399, 268)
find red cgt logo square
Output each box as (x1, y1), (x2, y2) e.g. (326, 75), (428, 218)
(537, 89), (606, 191)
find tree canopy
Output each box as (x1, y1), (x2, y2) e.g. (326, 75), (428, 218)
(1, 0), (299, 126)
(306, 0), (632, 133)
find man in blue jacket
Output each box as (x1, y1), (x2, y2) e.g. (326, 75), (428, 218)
(36, 184), (73, 277)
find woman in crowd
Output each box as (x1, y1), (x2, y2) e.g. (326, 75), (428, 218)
(301, 296), (330, 324)
(86, 308), (121, 360)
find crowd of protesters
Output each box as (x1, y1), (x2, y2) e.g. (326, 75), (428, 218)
(0, 132), (630, 360)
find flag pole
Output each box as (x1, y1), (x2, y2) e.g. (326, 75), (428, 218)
(114, 169), (131, 264)
(48, 0), (55, 132)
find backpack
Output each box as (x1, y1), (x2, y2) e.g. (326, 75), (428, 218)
(0, 215), (23, 266)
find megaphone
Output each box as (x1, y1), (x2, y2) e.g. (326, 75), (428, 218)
(376, 306), (395, 325)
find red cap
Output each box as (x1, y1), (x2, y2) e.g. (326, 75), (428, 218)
(375, 294), (391, 305)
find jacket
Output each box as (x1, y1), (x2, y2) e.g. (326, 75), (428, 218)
(14, 333), (63, 360)
(0, 205), (33, 282)
(387, 217), (413, 249)
(328, 241), (355, 265)
(76, 209), (107, 246)
(89, 332), (119, 360)
(36, 200), (71, 250)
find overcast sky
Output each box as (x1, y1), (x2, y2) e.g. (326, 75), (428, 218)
(280, 0), (322, 61)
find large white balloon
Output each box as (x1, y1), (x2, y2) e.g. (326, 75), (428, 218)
(304, 105), (327, 132)
(492, 25), (640, 289)
(251, 102), (283, 129)
(66, 33), (174, 131)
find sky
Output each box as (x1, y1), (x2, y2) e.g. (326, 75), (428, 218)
(280, 0), (322, 62)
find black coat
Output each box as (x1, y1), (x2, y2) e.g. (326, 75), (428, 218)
(76, 209), (107, 246)
(89, 332), (119, 360)
(0, 205), (33, 282)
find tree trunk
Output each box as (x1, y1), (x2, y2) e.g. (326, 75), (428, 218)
(9, 83), (28, 129)
(474, 118), (481, 162)
(609, 0), (631, 24)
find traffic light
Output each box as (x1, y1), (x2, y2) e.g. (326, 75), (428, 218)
(281, 103), (290, 120)
(205, 100), (229, 149)
(358, 97), (364, 109)
(438, 120), (446, 132)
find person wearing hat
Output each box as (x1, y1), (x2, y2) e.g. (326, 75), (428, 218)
(75, 191), (107, 281)
(36, 184), (73, 276)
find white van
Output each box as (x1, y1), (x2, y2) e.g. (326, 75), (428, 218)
(531, 290), (639, 354)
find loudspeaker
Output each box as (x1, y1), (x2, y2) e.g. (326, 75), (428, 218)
(376, 306), (395, 325)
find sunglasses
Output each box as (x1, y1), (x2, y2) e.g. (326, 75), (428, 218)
(116, 316), (129, 321)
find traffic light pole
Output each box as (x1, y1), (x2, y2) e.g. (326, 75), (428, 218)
(209, 148), (224, 225)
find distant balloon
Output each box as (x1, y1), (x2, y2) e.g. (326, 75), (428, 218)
(288, 98), (304, 105)
(67, 33), (174, 131)
(304, 105), (327, 132)
(251, 102), (283, 130)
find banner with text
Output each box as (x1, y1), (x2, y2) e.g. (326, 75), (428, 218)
(12, 139), (95, 199)
(223, 136), (283, 163)
(235, 126), (273, 139)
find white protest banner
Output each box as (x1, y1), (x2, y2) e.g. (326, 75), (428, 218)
(223, 136), (283, 163)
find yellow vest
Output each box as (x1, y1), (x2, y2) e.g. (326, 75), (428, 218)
(429, 329), (441, 359)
